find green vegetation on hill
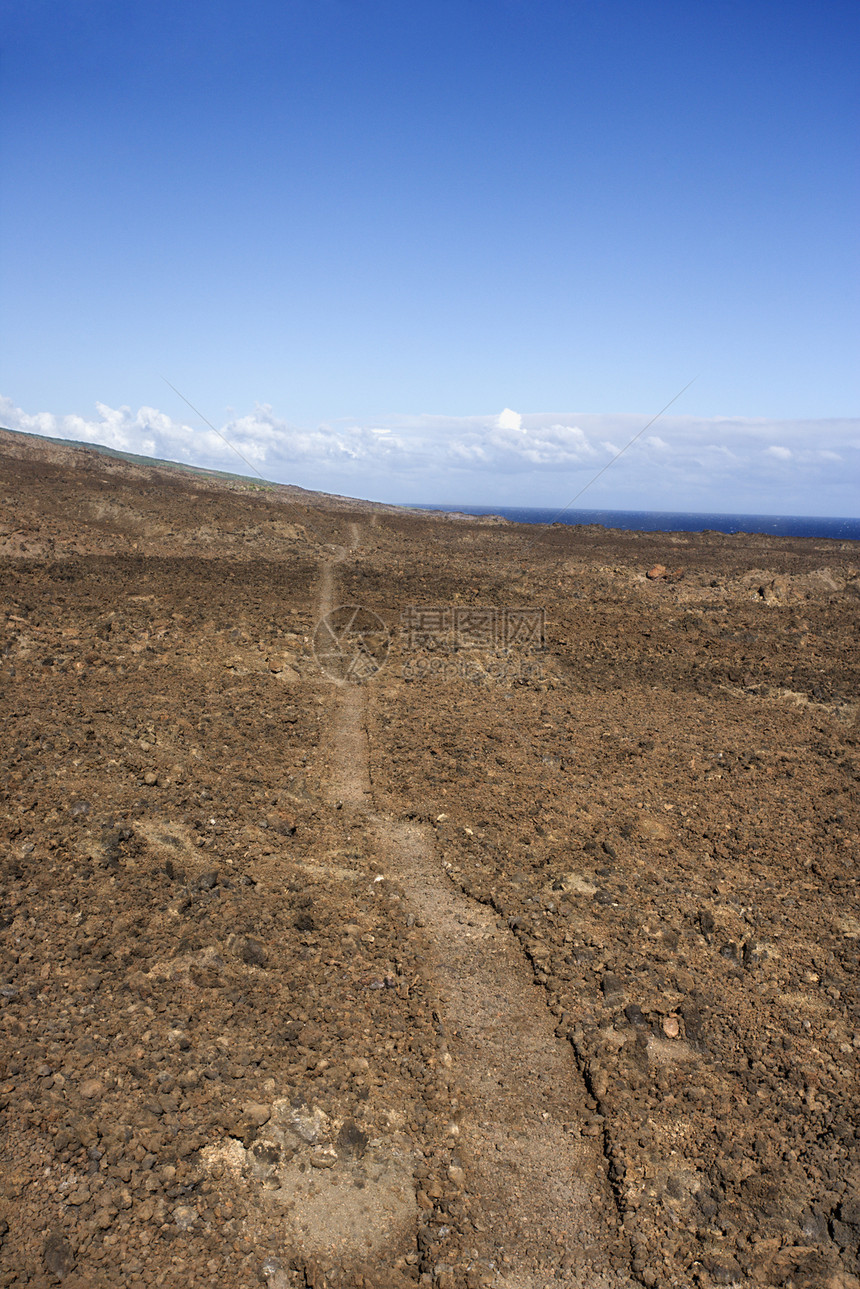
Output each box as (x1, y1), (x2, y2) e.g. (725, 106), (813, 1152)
(0, 424), (275, 488)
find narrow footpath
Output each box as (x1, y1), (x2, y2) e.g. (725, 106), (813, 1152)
(316, 532), (634, 1288)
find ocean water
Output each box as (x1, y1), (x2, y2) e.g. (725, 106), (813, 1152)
(414, 505), (860, 541)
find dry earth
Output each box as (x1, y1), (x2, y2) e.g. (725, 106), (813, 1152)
(0, 430), (858, 1288)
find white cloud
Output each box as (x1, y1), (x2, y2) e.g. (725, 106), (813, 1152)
(497, 407), (524, 432)
(0, 396), (603, 478)
(1, 394), (858, 514)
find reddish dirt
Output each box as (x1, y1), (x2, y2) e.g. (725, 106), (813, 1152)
(1, 431), (859, 1289)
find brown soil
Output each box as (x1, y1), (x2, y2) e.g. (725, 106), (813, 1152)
(1, 433), (859, 1289)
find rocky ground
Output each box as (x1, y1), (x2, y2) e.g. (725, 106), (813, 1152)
(0, 433), (858, 1288)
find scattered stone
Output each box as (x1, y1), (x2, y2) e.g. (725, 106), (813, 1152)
(43, 1231), (74, 1279)
(278, 1102), (330, 1145)
(601, 973), (625, 1005)
(624, 1003), (647, 1028)
(240, 936), (268, 967)
(261, 1257), (291, 1289)
(337, 1120), (369, 1156)
(242, 1101), (271, 1127)
(172, 1204), (198, 1230)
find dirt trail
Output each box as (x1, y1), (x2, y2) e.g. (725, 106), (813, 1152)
(328, 684), (372, 808)
(316, 534), (633, 1288)
(317, 543), (346, 619)
(318, 532), (373, 808)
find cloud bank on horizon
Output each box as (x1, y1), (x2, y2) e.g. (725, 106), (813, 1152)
(1, 395), (858, 518)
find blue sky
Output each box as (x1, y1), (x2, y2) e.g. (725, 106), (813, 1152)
(2, 0), (858, 513)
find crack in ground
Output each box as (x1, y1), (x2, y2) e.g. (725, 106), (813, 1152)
(410, 844), (642, 1276)
(370, 818), (634, 1288)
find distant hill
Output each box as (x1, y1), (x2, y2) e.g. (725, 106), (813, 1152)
(0, 424), (280, 486)
(0, 424), (402, 512)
